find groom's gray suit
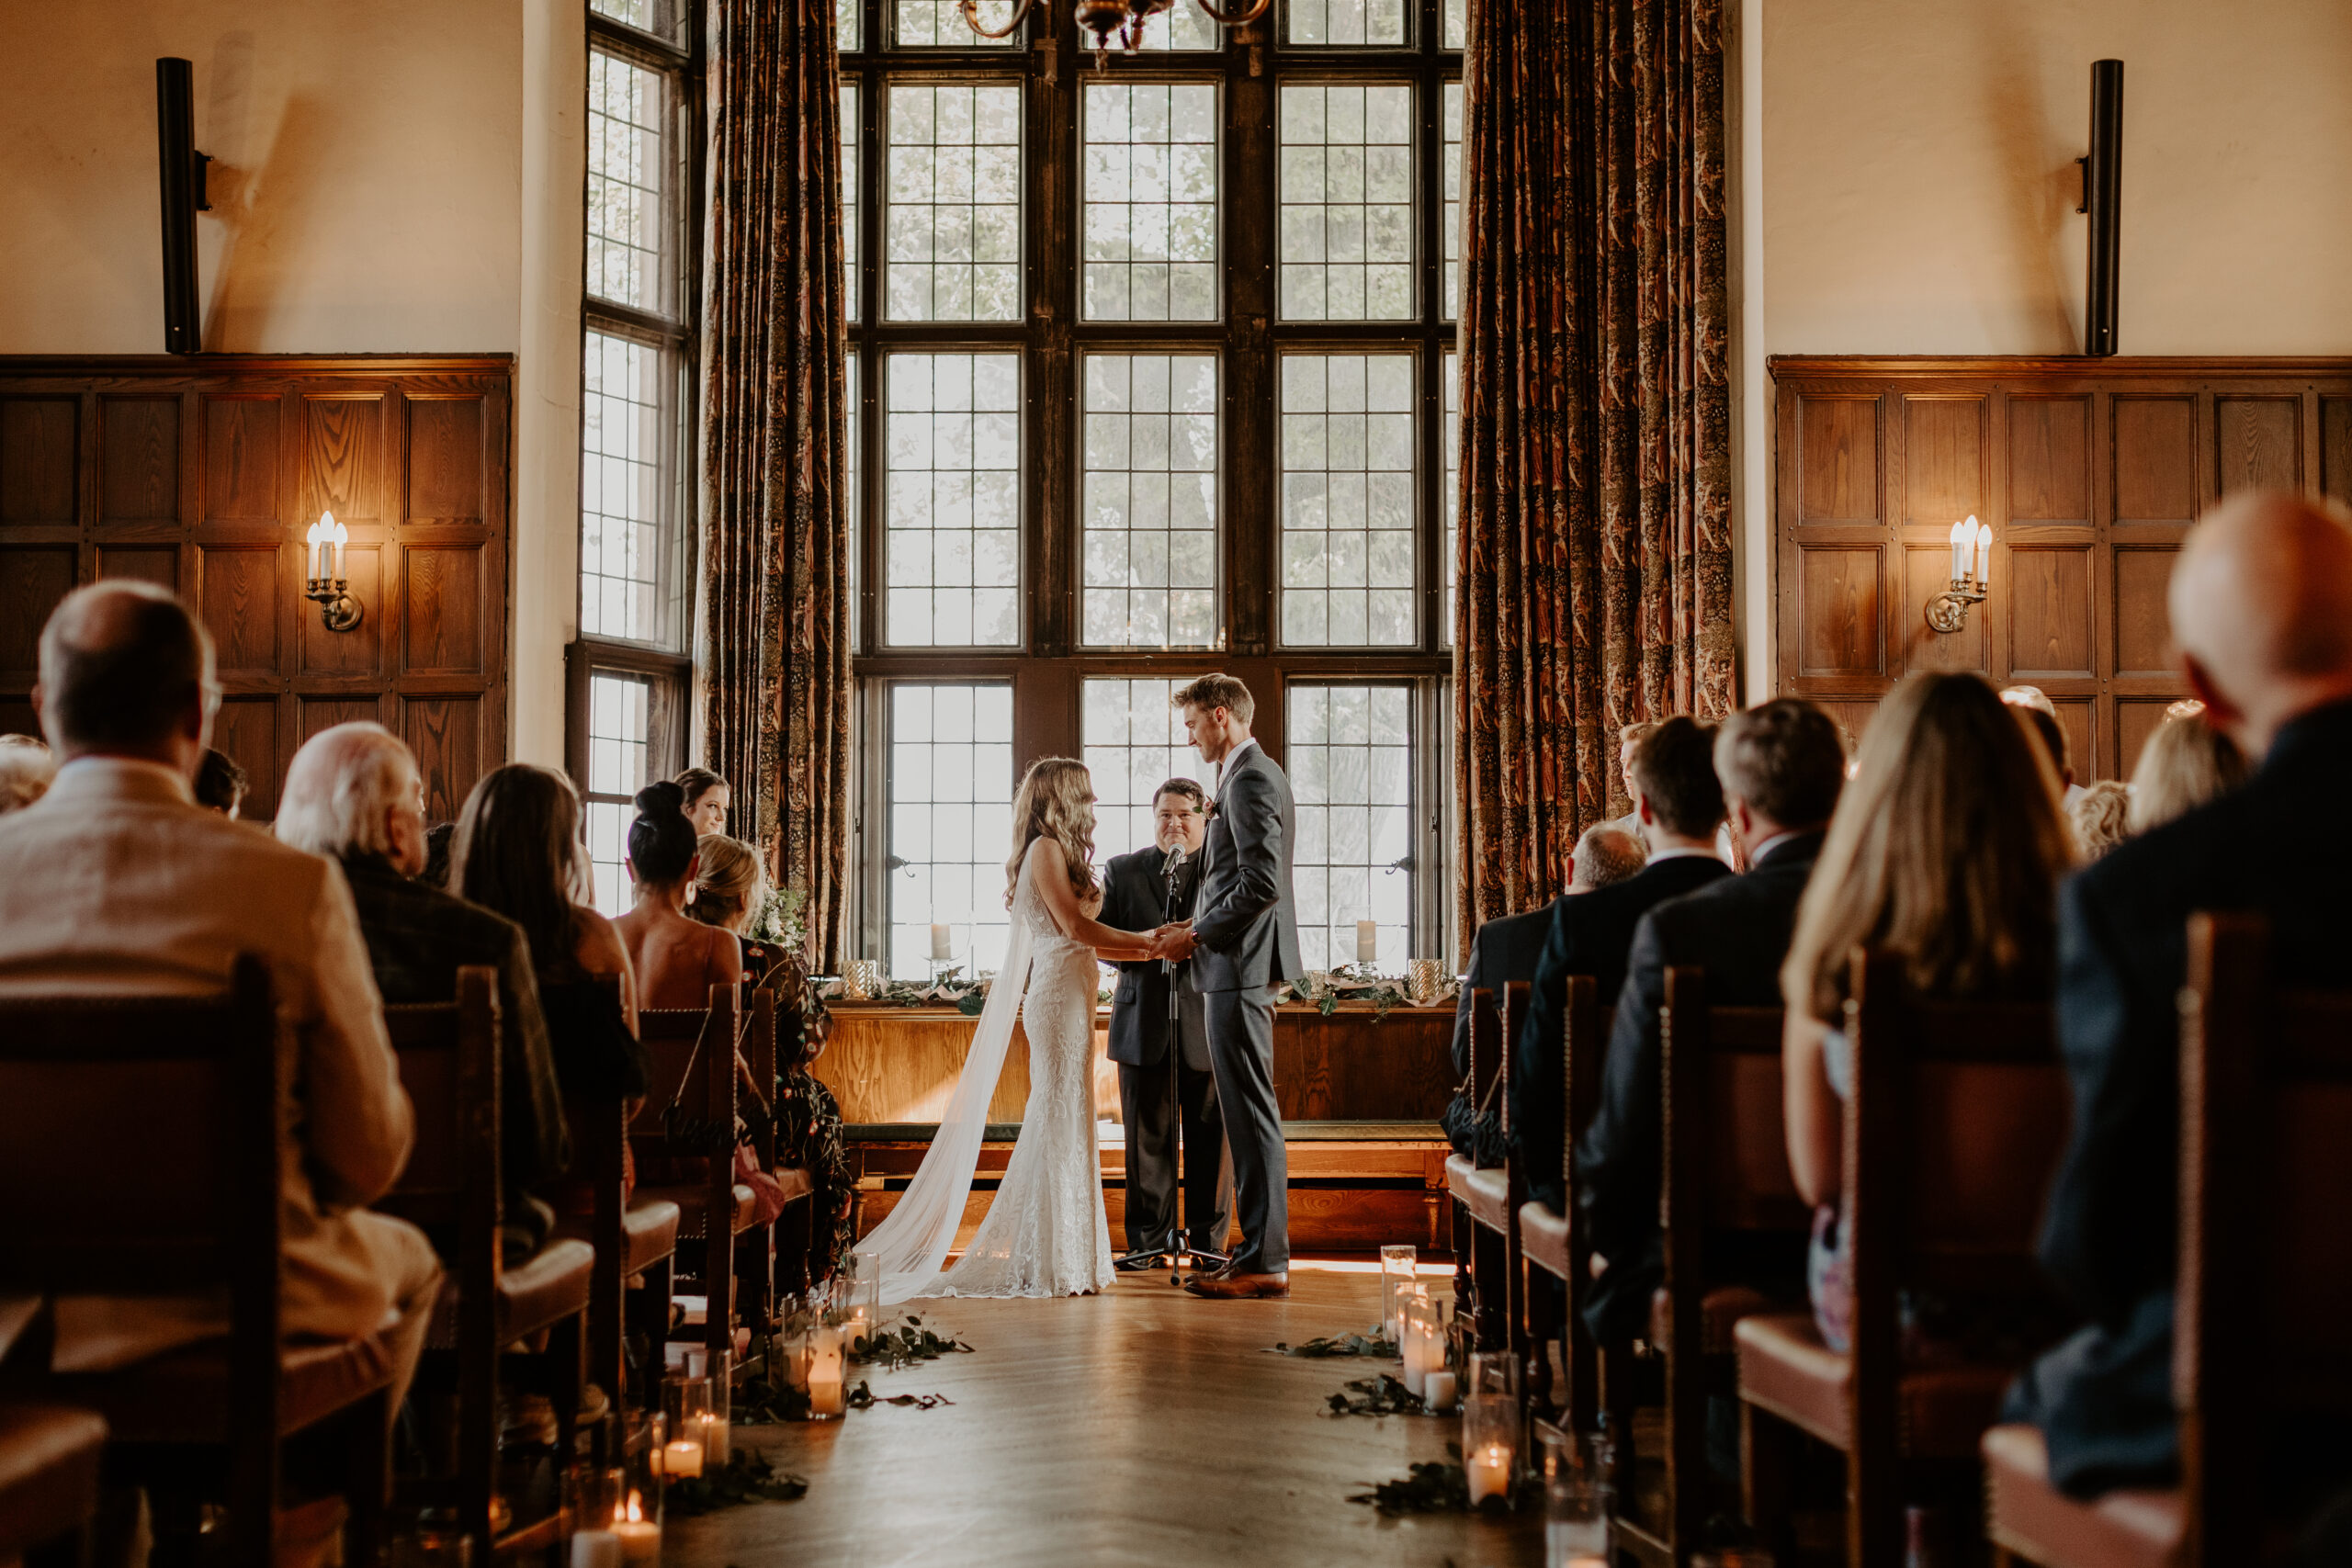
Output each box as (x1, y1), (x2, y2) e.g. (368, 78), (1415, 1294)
(1182, 739), (1304, 1275)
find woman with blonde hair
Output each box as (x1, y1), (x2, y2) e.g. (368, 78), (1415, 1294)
(2066, 778), (2133, 862)
(1780, 672), (2073, 1353)
(859, 756), (1159, 1301)
(2127, 707), (2247, 833)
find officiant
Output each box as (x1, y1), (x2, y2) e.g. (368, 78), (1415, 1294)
(1101, 778), (1233, 1271)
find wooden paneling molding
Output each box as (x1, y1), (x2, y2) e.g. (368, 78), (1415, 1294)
(1771, 357), (2352, 779)
(0, 355), (513, 818)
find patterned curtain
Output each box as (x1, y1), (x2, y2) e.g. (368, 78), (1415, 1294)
(1453, 0), (1735, 950)
(700, 0), (853, 968)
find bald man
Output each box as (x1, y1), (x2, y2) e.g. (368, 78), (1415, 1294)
(2009, 493), (2352, 1498)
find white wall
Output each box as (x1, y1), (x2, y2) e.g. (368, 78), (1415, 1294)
(0, 0), (577, 764)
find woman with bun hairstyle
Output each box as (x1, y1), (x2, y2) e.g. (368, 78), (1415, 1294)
(675, 767), (731, 836)
(614, 780), (742, 1008)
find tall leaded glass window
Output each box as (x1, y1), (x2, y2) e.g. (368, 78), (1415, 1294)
(1081, 82), (1218, 322)
(884, 352), (1021, 646)
(1442, 346), (1459, 644)
(1279, 352), (1417, 647)
(886, 682), (1015, 977)
(886, 82), (1022, 321)
(842, 84), (861, 321)
(843, 0), (1464, 967)
(1081, 352), (1219, 648)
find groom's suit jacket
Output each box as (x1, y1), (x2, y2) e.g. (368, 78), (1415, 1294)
(1186, 742), (1304, 993)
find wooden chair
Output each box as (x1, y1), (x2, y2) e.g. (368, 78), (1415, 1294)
(0, 957), (408, 1567)
(1518, 981), (1605, 1429)
(1608, 968), (1803, 1568)
(633, 985), (759, 1362)
(1736, 951), (2065, 1567)
(1982, 912), (2352, 1567)
(380, 966), (594, 1555)
(0, 1293), (107, 1568)
(1444, 985), (1514, 1349)
(743, 987), (818, 1305)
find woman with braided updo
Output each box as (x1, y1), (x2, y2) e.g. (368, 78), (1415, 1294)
(613, 780), (741, 1008)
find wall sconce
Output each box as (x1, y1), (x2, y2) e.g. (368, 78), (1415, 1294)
(1925, 515), (1992, 634)
(303, 511), (363, 632)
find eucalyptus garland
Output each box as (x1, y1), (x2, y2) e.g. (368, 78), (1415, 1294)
(1267, 1328), (1399, 1359)
(660, 1451), (810, 1517)
(1323, 1373), (1437, 1418)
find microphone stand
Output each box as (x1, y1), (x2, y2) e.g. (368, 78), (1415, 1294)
(1160, 844), (1189, 1271)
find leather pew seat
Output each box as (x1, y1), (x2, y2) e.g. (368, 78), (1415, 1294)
(639, 1182), (762, 1238)
(1443, 1154), (1510, 1234)
(59, 1325), (402, 1445)
(1733, 1312), (2015, 1460)
(1520, 1201), (1569, 1279)
(558, 1195), (683, 1277)
(1982, 1422), (2185, 1568)
(0, 1402), (107, 1556)
(1651, 1284), (1776, 1356)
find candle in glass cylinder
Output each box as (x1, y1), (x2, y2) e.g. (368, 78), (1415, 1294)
(697, 1410), (730, 1466)
(1356, 919), (1377, 964)
(657, 1437), (703, 1478)
(807, 1320), (847, 1417)
(612, 1492), (660, 1564)
(1422, 1369), (1458, 1412)
(1467, 1442), (1513, 1504)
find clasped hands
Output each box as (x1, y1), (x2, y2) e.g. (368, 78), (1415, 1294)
(1144, 918), (1196, 962)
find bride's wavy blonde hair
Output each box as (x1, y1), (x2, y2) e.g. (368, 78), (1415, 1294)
(1005, 757), (1098, 907)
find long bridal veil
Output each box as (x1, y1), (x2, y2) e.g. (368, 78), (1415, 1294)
(861, 880), (1037, 1304)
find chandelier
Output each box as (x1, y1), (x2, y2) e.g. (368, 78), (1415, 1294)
(958, 0), (1272, 60)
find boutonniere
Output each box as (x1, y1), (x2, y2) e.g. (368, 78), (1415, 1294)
(1203, 800), (1222, 821)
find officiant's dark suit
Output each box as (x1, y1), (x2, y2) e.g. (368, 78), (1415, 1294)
(1184, 740), (1304, 1278)
(1100, 841), (1232, 1258)
(2007, 699), (2352, 1498)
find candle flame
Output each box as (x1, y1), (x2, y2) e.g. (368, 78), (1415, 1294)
(625, 1490), (644, 1524)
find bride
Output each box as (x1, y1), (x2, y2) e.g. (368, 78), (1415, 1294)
(865, 758), (1159, 1303)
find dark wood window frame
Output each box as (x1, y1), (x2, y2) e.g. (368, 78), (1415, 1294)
(568, 3), (707, 815)
(843, 0), (1461, 965)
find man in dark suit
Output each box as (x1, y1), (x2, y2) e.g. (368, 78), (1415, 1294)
(1148, 673), (1304, 1300)
(1575, 698), (1847, 1341)
(1451, 821), (1645, 1084)
(2007, 493), (2352, 1499)
(1510, 718), (1734, 1213)
(1099, 778), (1233, 1270)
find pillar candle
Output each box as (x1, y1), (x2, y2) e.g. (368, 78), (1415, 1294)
(1466, 1442), (1512, 1503)
(931, 923), (952, 960)
(1356, 919), (1377, 964)
(611, 1494), (659, 1564)
(569, 1532), (620, 1568)
(808, 1373), (845, 1417)
(1422, 1370), (1458, 1411)
(658, 1438), (703, 1478)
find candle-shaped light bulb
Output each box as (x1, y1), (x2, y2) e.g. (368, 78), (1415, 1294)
(306, 515), (329, 580)
(327, 513), (347, 581)
(1973, 518), (1991, 585)
(1949, 518), (1967, 581)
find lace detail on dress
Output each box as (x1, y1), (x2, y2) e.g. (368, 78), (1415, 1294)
(929, 871), (1116, 1299)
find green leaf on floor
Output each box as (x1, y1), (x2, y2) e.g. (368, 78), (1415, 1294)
(1324, 1372), (1436, 1417)
(662, 1451), (811, 1516)
(846, 1378), (955, 1411)
(1267, 1328), (1398, 1358)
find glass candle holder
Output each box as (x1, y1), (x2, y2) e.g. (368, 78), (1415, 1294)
(805, 1317), (849, 1419)
(1408, 957), (1446, 1006)
(1462, 1390), (1519, 1506)
(777, 1302), (812, 1392)
(573, 1412), (663, 1566)
(839, 958), (885, 1000)
(658, 1377), (711, 1478)
(1402, 1292), (1449, 1404)
(1378, 1244), (1418, 1342)
(842, 1250), (884, 1351)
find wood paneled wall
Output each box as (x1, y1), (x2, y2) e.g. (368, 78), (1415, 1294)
(0, 356), (513, 819)
(1772, 357), (2352, 779)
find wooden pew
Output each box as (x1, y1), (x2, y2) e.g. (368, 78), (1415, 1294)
(381, 966), (594, 1555)
(1444, 987), (1510, 1348)
(1607, 969), (1802, 1568)
(1518, 982), (1606, 1428)
(1735, 951), (2064, 1567)
(0, 956), (406, 1567)
(744, 987), (819, 1304)
(634, 985), (757, 1362)
(1982, 911), (2352, 1567)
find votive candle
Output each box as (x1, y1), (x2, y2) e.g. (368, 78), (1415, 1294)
(1467, 1441), (1513, 1504)
(611, 1493), (660, 1564)
(657, 1438), (703, 1478)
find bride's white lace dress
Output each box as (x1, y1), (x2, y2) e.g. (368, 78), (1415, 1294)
(864, 854), (1116, 1303)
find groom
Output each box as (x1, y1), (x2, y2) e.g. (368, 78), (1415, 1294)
(1148, 673), (1303, 1300)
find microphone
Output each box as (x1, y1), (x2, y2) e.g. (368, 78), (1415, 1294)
(1160, 844), (1189, 1018)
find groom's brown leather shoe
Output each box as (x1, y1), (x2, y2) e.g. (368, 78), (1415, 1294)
(1183, 1269), (1289, 1300)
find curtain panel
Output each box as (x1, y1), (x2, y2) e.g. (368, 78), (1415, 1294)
(1453, 0), (1734, 951)
(700, 0), (854, 967)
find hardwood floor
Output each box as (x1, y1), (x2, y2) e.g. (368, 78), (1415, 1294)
(668, 1259), (1547, 1567)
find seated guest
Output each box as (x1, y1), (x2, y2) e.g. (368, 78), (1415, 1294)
(2009, 492), (2352, 1499)
(1510, 718), (1733, 1213)
(194, 745), (246, 817)
(1576, 697), (1845, 1342)
(1605, 721), (1660, 847)
(0, 733), (54, 813)
(676, 766), (731, 835)
(2126, 705), (2247, 833)
(421, 819), (457, 890)
(1450, 820), (1644, 1083)
(452, 765), (645, 1107)
(2067, 778), (2132, 861)
(276, 722), (571, 1258)
(0, 582), (438, 1393)
(614, 781), (741, 1009)
(2003, 685), (2086, 810)
(1780, 672), (2069, 1353)
(683, 835), (854, 1280)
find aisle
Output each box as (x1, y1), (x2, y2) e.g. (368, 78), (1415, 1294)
(667, 1260), (1547, 1568)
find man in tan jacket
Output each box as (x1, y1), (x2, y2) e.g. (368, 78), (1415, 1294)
(0, 581), (438, 1396)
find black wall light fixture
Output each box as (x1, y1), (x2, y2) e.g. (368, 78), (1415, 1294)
(156, 57), (213, 355)
(2077, 59), (2123, 356)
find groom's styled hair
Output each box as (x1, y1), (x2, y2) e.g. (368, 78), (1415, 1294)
(1171, 672), (1253, 725)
